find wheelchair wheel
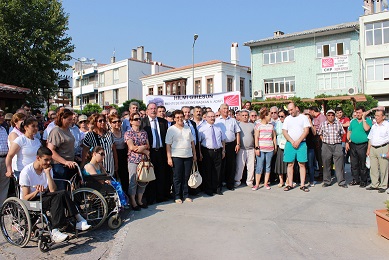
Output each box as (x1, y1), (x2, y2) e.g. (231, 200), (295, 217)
(0, 197), (32, 247)
(72, 188), (108, 229)
(38, 236), (50, 252)
(107, 214), (122, 230)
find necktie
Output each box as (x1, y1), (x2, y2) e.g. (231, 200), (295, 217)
(186, 120), (190, 126)
(211, 125), (217, 149)
(154, 119), (161, 149)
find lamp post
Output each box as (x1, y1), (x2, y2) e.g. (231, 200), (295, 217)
(78, 57), (95, 111)
(192, 34), (198, 94)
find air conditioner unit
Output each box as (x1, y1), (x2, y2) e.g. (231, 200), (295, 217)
(253, 90), (263, 98)
(347, 87), (357, 95)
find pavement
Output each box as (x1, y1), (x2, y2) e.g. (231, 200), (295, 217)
(1, 165), (389, 259)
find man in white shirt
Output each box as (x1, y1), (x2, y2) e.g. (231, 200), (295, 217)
(366, 110), (389, 193)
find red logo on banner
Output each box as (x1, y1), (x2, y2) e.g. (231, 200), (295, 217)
(322, 58), (334, 68)
(224, 95), (239, 106)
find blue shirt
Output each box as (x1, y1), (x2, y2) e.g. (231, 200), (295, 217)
(215, 116), (241, 143)
(122, 118), (131, 132)
(184, 120), (197, 145)
(198, 122), (226, 149)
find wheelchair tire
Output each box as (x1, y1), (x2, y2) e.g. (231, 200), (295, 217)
(0, 197), (32, 247)
(107, 214), (122, 230)
(38, 236), (50, 252)
(72, 187), (108, 230)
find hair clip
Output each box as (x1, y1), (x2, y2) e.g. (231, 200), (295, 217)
(89, 147), (94, 152)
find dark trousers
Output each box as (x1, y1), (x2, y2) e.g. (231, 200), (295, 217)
(116, 148), (129, 196)
(52, 164), (77, 191)
(40, 191), (78, 229)
(201, 147), (222, 193)
(221, 141), (236, 189)
(145, 148), (170, 204)
(350, 142), (368, 183)
(172, 157), (193, 200)
(313, 135), (323, 175)
(322, 143), (345, 185)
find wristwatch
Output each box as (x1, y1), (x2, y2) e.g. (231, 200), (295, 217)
(255, 146), (259, 150)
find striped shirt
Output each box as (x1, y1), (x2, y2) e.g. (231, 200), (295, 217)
(318, 120), (344, 144)
(255, 122), (274, 152)
(0, 126), (8, 155)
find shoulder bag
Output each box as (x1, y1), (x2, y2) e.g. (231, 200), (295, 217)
(137, 157), (156, 182)
(188, 161), (202, 188)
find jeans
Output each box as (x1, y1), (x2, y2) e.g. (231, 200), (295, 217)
(255, 151), (274, 174)
(307, 148), (315, 183)
(172, 157), (193, 200)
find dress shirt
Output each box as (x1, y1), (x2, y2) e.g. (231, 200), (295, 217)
(198, 123), (226, 149)
(148, 116), (163, 148)
(215, 116), (241, 143)
(313, 113), (326, 133)
(368, 120), (389, 146)
(184, 120), (196, 145)
(0, 126), (8, 155)
(122, 118), (131, 132)
(318, 120), (344, 144)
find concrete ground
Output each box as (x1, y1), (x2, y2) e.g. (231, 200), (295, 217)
(1, 166), (389, 259)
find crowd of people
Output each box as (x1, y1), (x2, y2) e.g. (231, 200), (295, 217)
(0, 100), (388, 240)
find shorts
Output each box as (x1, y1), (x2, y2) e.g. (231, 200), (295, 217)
(283, 141), (307, 163)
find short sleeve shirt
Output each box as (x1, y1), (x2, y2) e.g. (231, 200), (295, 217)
(215, 116), (241, 142)
(124, 129), (148, 164)
(165, 125), (194, 158)
(282, 114), (310, 141)
(349, 118), (373, 144)
(47, 126), (75, 163)
(255, 122), (274, 152)
(19, 162), (53, 199)
(13, 135), (42, 171)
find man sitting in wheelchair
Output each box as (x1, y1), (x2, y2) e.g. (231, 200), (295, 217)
(19, 146), (91, 243)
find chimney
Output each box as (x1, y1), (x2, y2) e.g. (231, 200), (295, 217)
(131, 49), (137, 59)
(145, 52), (152, 63)
(364, 0), (374, 15)
(231, 42), (239, 65)
(110, 56), (116, 63)
(273, 30), (284, 37)
(376, 0), (382, 12)
(137, 46), (144, 61)
(151, 61), (158, 75)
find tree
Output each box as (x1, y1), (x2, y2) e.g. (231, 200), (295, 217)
(82, 103), (102, 116)
(0, 0), (74, 108)
(119, 99), (147, 114)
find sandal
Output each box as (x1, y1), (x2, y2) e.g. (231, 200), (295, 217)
(300, 186), (310, 192)
(284, 185), (293, 191)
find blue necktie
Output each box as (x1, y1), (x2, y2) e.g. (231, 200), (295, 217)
(211, 125), (217, 149)
(154, 119), (161, 149)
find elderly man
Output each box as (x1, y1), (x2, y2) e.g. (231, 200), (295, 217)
(346, 106), (372, 187)
(309, 106), (326, 179)
(198, 111), (226, 196)
(249, 110), (258, 123)
(215, 103), (241, 191)
(366, 110), (389, 193)
(282, 102), (310, 192)
(234, 110), (255, 187)
(140, 102), (170, 204)
(122, 101), (139, 131)
(0, 110), (9, 205)
(318, 109), (347, 188)
(270, 106), (279, 125)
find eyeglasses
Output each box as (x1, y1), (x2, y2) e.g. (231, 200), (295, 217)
(79, 120), (87, 124)
(132, 118), (141, 121)
(98, 119), (106, 123)
(279, 115), (285, 118)
(97, 152), (105, 156)
(112, 120), (121, 124)
(327, 114), (335, 117)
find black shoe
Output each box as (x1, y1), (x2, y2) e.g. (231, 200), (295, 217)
(359, 182), (366, 188)
(132, 205), (141, 211)
(366, 186), (378, 191)
(205, 191), (214, 196)
(339, 184), (348, 188)
(227, 186), (235, 191)
(137, 203), (148, 209)
(349, 180), (360, 186)
(378, 188), (386, 193)
(322, 183), (330, 187)
(216, 189), (223, 195)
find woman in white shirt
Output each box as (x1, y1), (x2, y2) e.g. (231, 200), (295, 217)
(6, 117), (42, 178)
(166, 110), (197, 204)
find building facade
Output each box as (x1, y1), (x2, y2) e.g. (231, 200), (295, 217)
(244, 22), (360, 100)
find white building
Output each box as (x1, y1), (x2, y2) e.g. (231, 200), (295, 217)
(359, 0), (389, 109)
(141, 43), (252, 102)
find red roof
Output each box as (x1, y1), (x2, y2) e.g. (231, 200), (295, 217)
(0, 83), (31, 94)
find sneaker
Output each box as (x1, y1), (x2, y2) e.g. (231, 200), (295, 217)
(234, 181), (241, 188)
(252, 185), (259, 191)
(265, 185), (271, 190)
(51, 228), (68, 243)
(310, 181), (316, 187)
(76, 220), (91, 231)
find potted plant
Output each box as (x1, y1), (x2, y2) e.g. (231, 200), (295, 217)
(375, 200), (389, 239)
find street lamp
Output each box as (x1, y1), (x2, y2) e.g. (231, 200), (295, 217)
(192, 34), (198, 94)
(78, 57), (95, 111)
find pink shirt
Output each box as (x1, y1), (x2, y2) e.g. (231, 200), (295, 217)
(255, 122), (274, 152)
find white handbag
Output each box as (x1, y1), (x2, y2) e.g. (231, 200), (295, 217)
(188, 162), (202, 189)
(279, 139), (286, 150)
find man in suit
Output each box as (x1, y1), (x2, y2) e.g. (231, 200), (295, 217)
(141, 102), (170, 204)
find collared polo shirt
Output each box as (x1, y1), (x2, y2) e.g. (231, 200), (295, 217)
(318, 120), (344, 144)
(215, 116), (241, 143)
(349, 118), (373, 144)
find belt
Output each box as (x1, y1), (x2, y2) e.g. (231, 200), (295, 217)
(0, 154), (6, 158)
(372, 143), (389, 149)
(323, 142), (342, 145)
(151, 148), (161, 151)
(350, 142), (368, 145)
(201, 146), (222, 152)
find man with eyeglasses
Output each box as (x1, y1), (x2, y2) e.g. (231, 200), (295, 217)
(318, 109), (347, 188)
(140, 102), (170, 204)
(249, 110), (258, 123)
(270, 106), (279, 125)
(0, 109), (9, 205)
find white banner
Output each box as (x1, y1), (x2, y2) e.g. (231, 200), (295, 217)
(145, 91), (241, 112)
(321, 55), (349, 73)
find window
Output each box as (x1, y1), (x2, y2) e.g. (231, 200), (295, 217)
(98, 73), (105, 87)
(365, 20), (389, 46)
(194, 79), (201, 94)
(82, 96), (89, 105)
(206, 77), (213, 93)
(227, 76), (233, 92)
(165, 80), (186, 95)
(263, 47), (294, 65)
(316, 39), (350, 58)
(366, 57), (389, 81)
(81, 77), (89, 86)
(240, 78), (245, 97)
(113, 69), (119, 84)
(113, 89), (119, 104)
(317, 72), (352, 90)
(98, 92), (104, 106)
(158, 85), (163, 95)
(148, 86), (154, 95)
(264, 77), (295, 94)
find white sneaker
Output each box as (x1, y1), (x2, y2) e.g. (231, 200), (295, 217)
(51, 228), (68, 243)
(76, 220), (91, 231)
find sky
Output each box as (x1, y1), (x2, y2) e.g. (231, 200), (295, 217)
(62, 0), (363, 70)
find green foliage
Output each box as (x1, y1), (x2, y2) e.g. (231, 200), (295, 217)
(109, 104), (119, 110)
(119, 99), (147, 114)
(73, 109), (81, 115)
(49, 105), (58, 112)
(82, 103), (102, 116)
(385, 200), (389, 212)
(0, 0), (74, 108)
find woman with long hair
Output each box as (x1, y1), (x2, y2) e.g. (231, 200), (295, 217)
(47, 109), (78, 190)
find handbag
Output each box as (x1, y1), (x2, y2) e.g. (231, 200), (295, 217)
(279, 139), (286, 150)
(137, 157), (156, 182)
(188, 162), (202, 189)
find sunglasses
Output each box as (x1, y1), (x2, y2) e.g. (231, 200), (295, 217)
(132, 118), (141, 121)
(97, 152), (105, 156)
(79, 120), (87, 124)
(279, 115), (285, 118)
(98, 119), (106, 123)
(270, 112), (277, 114)
(112, 120), (121, 124)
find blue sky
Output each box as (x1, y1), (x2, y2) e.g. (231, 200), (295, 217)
(62, 0), (363, 69)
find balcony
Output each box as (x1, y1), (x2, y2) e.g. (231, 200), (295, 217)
(73, 83), (97, 96)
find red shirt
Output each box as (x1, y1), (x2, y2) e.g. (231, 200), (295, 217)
(338, 117), (350, 142)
